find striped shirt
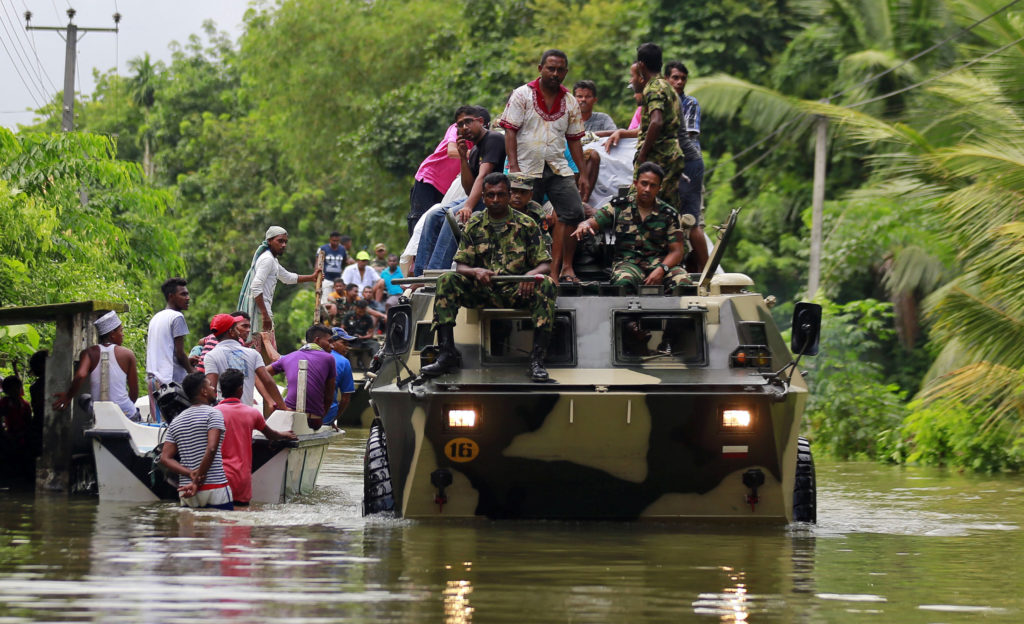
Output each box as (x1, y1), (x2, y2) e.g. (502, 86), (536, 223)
(194, 334), (219, 374)
(165, 405), (228, 487)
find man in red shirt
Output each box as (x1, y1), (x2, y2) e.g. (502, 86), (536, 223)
(216, 368), (296, 506)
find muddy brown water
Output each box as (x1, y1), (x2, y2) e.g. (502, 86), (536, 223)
(1, 429), (1021, 623)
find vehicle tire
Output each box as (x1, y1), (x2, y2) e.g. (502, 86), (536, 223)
(363, 417), (395, 516)
(792, 436), (816, 523)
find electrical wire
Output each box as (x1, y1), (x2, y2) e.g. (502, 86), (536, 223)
(0, 2), (49, 103)
(10, 0), (58, 92)
(845, 34), (1024, 109)
(708, 0), (1024, 183)
(828, 0), (1024, 101)
(113, 0), (119, 125)
(0, 30), (43, 107)
(705, 117), (798, 177)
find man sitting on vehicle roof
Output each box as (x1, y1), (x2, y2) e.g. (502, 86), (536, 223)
(508, 173), (553, 253)
(571, 161), (694, 292)
(422, 172), (556, 382)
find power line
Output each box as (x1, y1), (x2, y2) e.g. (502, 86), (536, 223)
(710, 0), (1024, 182)
(0, 31), (43, 107)
(828, 0), (1024, 101)
(726, 128), (795, 185)
(845, 33), (1024, 109)
(0, 6), (49, 104)
(705, 117), (799, 177)
(2, 0), (52, 96)
(17, 0), (59, 93)
(6, 0), (58, 93)
(26, 9), (119, 131)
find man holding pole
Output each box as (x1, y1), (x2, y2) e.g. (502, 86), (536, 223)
(237, 226), (321, 342)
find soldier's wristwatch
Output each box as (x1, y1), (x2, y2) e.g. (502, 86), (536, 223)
(658, 262), (670, 273)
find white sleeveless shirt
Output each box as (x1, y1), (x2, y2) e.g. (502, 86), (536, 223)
(90, 344), (136, 417)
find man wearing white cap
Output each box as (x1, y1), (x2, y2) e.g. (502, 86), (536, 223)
(53, 311), (140, 420)
(238, 226), (322, 334)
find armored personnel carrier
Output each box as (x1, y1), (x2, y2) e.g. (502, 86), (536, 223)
(362, 209), (821, 522)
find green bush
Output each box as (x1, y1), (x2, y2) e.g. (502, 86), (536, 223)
(883, 400), (1024, 473)
(803, 298), (907, 459)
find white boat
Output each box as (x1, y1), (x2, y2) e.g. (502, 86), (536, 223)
(85, 353), (342, 503)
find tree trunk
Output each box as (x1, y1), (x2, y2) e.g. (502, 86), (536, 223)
(142, 135), (153, 180)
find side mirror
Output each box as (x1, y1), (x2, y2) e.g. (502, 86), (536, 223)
(383, 304), (413, 356)
(790, 302), (821, 357)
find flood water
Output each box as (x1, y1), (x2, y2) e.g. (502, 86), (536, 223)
(1, 430), (1021, 623)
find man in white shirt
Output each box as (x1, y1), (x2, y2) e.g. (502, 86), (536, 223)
(341, 250), (382, 292)
(247, 226), (321, 333)
(203, 313), (286, 410)
(500, 48), (590, 285)
(146, 277), (194, 386)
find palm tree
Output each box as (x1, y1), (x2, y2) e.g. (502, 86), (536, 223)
(128, 54), (157, 179)
(687, 0), (957, 346)
(786, 0), (1024, 431)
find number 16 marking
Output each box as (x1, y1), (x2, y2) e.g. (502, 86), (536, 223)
(446, 437), (479, 462)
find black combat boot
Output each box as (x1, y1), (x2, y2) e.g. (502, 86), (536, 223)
(421, 324), (461, 377)
(528, 331), (551, 382)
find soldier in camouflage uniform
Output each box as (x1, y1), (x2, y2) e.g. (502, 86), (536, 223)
(633, 43), (686, 209)
(508, 173), (553, 254)
(423, 172), (557, 382)
(571, 162), (694, 292)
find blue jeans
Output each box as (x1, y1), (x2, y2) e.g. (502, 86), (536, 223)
(414, 199), (467, 276)
(678, 158), (704, 222)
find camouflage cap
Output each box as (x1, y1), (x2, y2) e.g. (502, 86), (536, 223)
(508, 172), (534, 190)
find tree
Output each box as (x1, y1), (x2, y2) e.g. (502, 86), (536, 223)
(128, 53), (158, 179)
(0, 128), (182, 369)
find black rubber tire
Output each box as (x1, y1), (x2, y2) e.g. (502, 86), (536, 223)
(363, 418), (395, 516)
(792, 436), (817, 523)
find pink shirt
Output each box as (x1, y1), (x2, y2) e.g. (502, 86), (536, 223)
(414, 123), (465, 194)
(217, 398), (267, 503)
(628, 106), (642, 131)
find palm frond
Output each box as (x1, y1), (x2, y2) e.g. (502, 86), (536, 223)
(839, 48), (919, 82)
(882, 243), (949, 294)
(925, 280), (1024, 367)
(689, 75), (809, 133)
(932, 181), (1024, 247)
(918, 361), (1024, 432)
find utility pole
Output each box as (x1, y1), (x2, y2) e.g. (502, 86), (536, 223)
(807, 115), (828, 297)
(25, 8), (120, 132)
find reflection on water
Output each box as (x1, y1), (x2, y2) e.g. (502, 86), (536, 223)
(0, 430), (1022, 623)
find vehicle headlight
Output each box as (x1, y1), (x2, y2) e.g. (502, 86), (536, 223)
(447, 408), (477, 429)
(722, 408), (752, 428)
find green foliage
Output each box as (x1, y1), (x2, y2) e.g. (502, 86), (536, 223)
(649, 0), (802, 79)
(9, 0), (1022, 471)
(0, 128), (182, 371)
(883, 400), (1024, 472)
(804, 298), (907, 459)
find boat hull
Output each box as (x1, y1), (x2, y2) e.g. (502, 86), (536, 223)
(86, 401), (341, 504)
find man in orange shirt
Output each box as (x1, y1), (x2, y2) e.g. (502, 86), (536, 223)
(215, 368), (296, 506)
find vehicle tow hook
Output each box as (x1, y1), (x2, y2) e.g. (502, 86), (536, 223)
(742, 468), (765, 512)
(431, 469), (453, 513)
